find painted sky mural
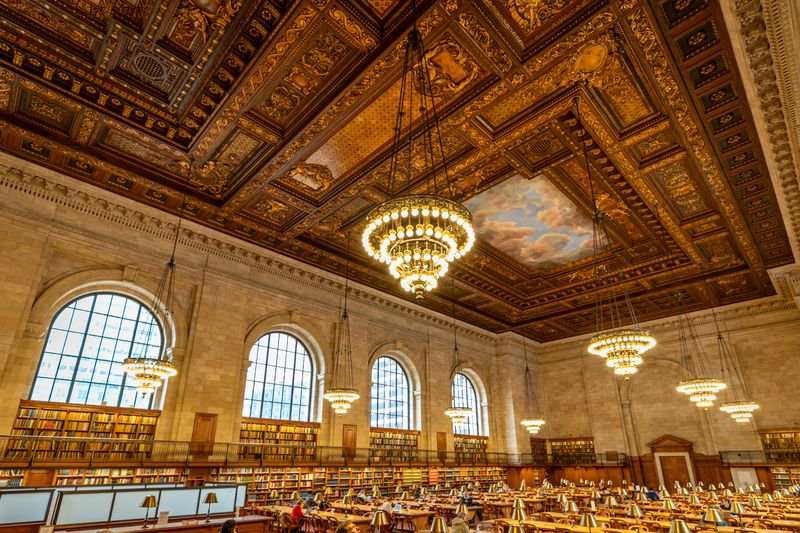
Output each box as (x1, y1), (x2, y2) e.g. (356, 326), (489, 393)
(464, 174), (594, 269)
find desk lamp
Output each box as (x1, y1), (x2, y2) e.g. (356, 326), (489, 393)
(140, 495), (158, 529)
(203, 492), (218, 522)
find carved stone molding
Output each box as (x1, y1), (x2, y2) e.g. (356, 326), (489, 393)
(730, 0), (800, 257)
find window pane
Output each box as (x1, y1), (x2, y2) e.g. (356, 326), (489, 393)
(370, 357), (411, 430)
(451, 373), (483, 436)
(29, 293), (162, 409)
(242, 332), (313, 422)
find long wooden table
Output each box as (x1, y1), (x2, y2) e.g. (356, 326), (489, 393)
(55, 515), (271, 533)
(496, 518), (793, 533)
(604, 508), (800, 530)
(259, 506), (373, 533)
(329, 503), (434, 531)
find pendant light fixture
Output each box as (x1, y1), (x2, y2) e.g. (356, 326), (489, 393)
(361, 9), (474, 301)
(579, 99), (656, 376)
(520, 340), (545, 435)
(445, 280), (471, 426)
(673, 293), (726, 408)
(323, 233), (360, 414)
(122, 212), (180, 395)
(715, 310), (759, 423)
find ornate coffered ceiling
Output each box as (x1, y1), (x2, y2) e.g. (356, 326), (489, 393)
(0, 0), (794, 342)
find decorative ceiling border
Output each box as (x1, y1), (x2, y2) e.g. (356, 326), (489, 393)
(725, 0), (800, 260)
(0, 154), (496, 344)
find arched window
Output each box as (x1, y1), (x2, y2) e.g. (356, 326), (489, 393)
(452, 373), (482, 435)
(370, 356), (411, 429)
(243, 332), (313, 421)
(30, 293), (162, 409)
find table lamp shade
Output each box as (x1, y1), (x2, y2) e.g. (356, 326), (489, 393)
(513, 498), (525, 509)
(511, 507), (528, 521)
(764, 494), (775, 502)
(342, 495), (352, 505)
(668, 520), (691, 533)
(455, 503), (469, 515)
(748, 498), (762, 508)
(346, 489), (354, 498)
(203, 492), (218, 505)
(709, 484), (717, 491)
(626, 504), (643, 518)
(688, 495), (701, 504)
(291, 491), (301, 501)
(634, 493), (645, 501)
(372, 487), (382, 498)
(708, 491), (718, 501)
(591, 491), (602, 499)
(140, 495), (157, 508)
(508, 525), (525, 533)
(731, 503), (747, 515)
(604, 496), (618, 507)
(315, 493), (323, 502)
(396, 486), (403, 494)
(662, 499), (677, 511)
(557, 495), (569, 504)
(565, 502), (580, 514)
(659, 489), (670, 498)
(703, 508), (725, 525)
(580, 514), (599, 528)
(270, 490), (280, 499)
(325, 487), (333, 496)
(449, 489), (457, 497)
(400, 492), (409, 501)
(431, 517), (448, 533)
(371, 511), (389, 526)
(588, 501), (597, 511)
(724, 489), (734, 497)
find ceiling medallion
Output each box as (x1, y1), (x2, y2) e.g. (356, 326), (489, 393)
(578, 98), (656, 376)
(362, 25), (474, 301)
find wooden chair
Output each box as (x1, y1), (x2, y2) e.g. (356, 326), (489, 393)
(595, 510), (611, 518)
(554, 526), (573, 533)
(628, 525), (649, 533)
(745, 520), (774, 529)
(539, 514), (555, 523)
(610, 519), (628, 529)
(522, 524), (541, 533)
(642, 520), (663, 533)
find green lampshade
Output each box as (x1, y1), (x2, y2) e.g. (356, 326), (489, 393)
(708, 491), (718, 501)
(372, 487), (382, 499)
(591, 491), (602, 499)
(455, 503), (469, 515)
(587, 501), (597, 511)
(291, 491), (301, 501)
(724, 489), (734, 497)
(342, 495), (352, 505)
(626, 504), (643, 518)
(709, 484), (717, 491)
(140, 495), (158, 508)
(662, 499), (677, 511)
(728, 482), (734, 488)
(748, 497), (762, 508)
(557, 494), (569, 504)
(325, 487), (333, 496)
(737, 487), (746, 495)
(634, 492), (645, 501)
(703, 508), (725, 525)
(395, 486), (403, 494)
(270, 490), (280, 499)
(513, 498), (525, 509)
(448, 489), (456, 497)
(431, 517), (448, 533)
(731, 503), (747, 515)
(764, 493), (774, 502)
(511, 507), (528, 521)
(688, 495), (701, 505)
(668, 520), (692, 533)
(400, 491), (409, 501)
(203, 492), (218, 505)
(773, 489), (782, 499)
(508, 524), (525, 533)
(372, 511), (390, 526)
(565, 501), (580, 514)
(580, 514), (599, 528)
(604, 496), (618, 507)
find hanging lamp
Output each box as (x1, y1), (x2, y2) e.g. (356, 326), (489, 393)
(361, 11), (474, 301)
(122, 213), (180, 395)
(323, 233), (360, 414)
(445, 280), (471, 426)
(673, 293), (726, 408)
(715, 310), (759, 423)
(520, 340), (545, 435)
(579, 99), (655, 376)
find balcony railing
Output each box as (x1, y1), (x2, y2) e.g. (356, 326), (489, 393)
(0, 435), (626, 467)
(720, 450), (800, 465)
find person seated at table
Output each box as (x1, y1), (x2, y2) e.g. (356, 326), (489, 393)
(645, 489), (659, 501)
(220, 519), (237, 533)
(290, 499), (305, 533)
(305, 495), (319, 510)
(719, 498), (732, 511)
(460, 493), (484, 523)
(356, 490), (369, 504)
(451, 512), (470, 533)
(499, 483), (512, 493)
(336, 520), (360, 533)
(381, 499), (394, 513)
(413, 487), (423, 499)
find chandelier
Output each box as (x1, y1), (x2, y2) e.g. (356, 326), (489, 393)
(578, 99), (655, 376)
(520, 341), (545, 435)
(673, 294), (725, 408)
(122, 214), (180, 395)
(445, 280), (471, 426)
(714, 310), (758, 423)
(361, 22), (474, 301)
(323, 234), (360, 414)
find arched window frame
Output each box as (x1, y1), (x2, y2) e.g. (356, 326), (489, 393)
(370, 355), (413, 430)
(29, 292), (165, 409)
(451, 369), (489, 436)
(242, 331), (315, 422)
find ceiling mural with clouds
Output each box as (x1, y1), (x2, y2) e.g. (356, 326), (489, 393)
(465, 175), (594, 269)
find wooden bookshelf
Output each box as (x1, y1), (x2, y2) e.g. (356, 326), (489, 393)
(369, 428), (419, 462)
(53, 467), (186, 486)
(238, 418), (319, 461)
(8, 400), (159, 461)
(0, 469), (23, 487)
(770, 467), (800, 489)
(454, 435), (488, 463)
(549, 437), (595, 463)
(760, 430), (800, 463)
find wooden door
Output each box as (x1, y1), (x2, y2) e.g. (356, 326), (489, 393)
(190, 412), (217, 459)
(437, 431), (447, 462)
(659, 455), (691, 488)
(342, 424), (357, 461)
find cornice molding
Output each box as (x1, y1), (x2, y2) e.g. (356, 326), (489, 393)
(726, 0), (800, 259)
(0, 158), (495, 344)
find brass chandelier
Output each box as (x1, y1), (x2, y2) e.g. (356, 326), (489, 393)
(715, 310), (758, 423)
(673, 293), (725, 408)
(445, 280), (471, 426)
(323, 234), (360, 414)
(362, 21), (474, 301)
(520, 341), (545, 435)
(122, 215), (180, 395)
(578, 99), (656, 376)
